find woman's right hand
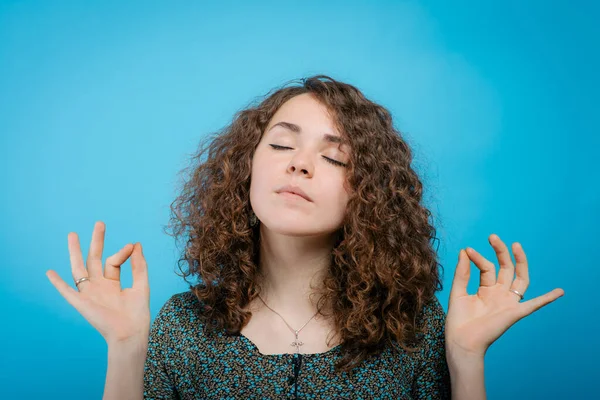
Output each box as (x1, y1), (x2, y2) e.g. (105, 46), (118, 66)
(46, 221), (151, 346)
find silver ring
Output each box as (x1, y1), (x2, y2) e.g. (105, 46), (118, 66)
(509, 289), (524, 301)
(75, 277), (90, 287)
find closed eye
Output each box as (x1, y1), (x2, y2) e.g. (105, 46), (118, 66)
(269, 144), (347, 167)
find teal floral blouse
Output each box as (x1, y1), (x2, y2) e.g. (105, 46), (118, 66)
(143, 290), (451, 399)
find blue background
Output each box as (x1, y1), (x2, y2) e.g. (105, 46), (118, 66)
(1, 1), (597, 398)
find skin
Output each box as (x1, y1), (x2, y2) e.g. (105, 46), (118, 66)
(46, 94), (564, 399)
(447, 240), (564, 398)
(248, 93), (352, 318)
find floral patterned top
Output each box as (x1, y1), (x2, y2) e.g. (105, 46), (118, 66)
(143, 290), (451, 399)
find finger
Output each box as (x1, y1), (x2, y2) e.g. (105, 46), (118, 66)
(130, 243), (149, 292)
(518, 288), (564, 319)
(68, 232), (87, 282)
(46, 270), (82, 309)
(86, 221), (106, 278)
(489, 234), (515, 288)
(104, 243), (134, 281)
(450, 249), (470, 301)
(511, 242), (530, 294)
(465, 247), (496, 287)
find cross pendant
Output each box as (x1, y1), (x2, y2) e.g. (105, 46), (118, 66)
(290, 331), (303, 353)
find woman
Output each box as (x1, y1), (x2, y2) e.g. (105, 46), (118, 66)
(46, 75), (564, 399)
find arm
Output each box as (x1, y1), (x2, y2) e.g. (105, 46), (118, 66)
(411, 296), (486, 399)
(103, 295), (181, 400)
(103, 337), (148, 400)
(447, 351), (486, 400)
(45, 226), (152, 400)
(445, 241), (564, 400)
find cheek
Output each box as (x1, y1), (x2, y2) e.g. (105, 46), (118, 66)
(250, 158), (274, 196)
(252, 146), (276, 175)
(322, 178), (350, 208)
(335, 190), (350, 213)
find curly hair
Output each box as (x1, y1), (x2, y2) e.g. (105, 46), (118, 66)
(164, 75), (445, 373)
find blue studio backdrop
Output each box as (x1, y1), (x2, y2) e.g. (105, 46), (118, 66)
(1, 1), (597, 398)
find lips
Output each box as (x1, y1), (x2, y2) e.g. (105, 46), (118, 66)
(276, 185), (312, 202)
(279, 191), (307, 201)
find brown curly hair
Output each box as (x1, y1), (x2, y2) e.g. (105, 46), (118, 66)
(164, 75), (445, 373)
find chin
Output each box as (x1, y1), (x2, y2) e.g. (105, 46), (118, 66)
(260, 219), (339, 238)
(265, 224), (319, 237)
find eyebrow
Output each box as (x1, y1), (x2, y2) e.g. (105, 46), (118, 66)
(268, 121), (346, 146)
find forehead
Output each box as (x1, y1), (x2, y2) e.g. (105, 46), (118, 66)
(265, 94), (350, 150)
(270, 93), (331, 121)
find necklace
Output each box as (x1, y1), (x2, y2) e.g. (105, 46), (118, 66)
(257, 294), (321, 354)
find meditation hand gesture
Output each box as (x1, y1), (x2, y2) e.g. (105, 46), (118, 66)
(46, 221), (151, 346)
(445, 234), (564, 359)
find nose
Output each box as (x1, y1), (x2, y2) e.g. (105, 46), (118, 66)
(286, 151), (313, 177)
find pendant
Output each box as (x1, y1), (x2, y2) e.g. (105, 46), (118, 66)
(291, 330), (303, 353)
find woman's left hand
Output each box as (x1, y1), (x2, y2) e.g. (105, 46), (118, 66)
(445, 234), (564, 360)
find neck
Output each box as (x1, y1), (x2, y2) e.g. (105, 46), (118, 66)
(256, 225), (336, 319)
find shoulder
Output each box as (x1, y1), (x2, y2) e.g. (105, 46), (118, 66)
(152, 289), (206, 328)
(412, 295), (447, 353)
(411, 295), (451, 398)
(417, 295), (446, 332)
(163, 290), (203, 311)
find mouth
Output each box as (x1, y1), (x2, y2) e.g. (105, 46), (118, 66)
(278, 191), (310, 201)
(275, 184), (313, 202)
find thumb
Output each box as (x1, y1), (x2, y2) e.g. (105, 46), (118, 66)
(518, 288), (565, 320)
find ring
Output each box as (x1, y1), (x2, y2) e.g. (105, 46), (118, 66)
(75, 277), (90, 287)
(509, 289), (524, 301)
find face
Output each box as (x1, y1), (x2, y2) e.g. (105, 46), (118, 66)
(249, 93), (351, 237)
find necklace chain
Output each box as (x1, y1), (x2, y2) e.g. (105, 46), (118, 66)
(257, 293), (321, 354)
